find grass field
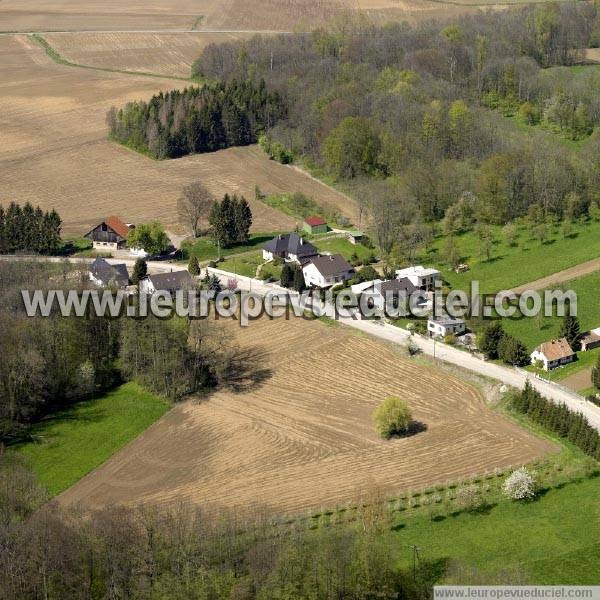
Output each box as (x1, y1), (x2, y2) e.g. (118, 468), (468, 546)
(58, 317), (555, 513)
(429, 219), (600, 293)
(183, 233), (277, 262)
(394, 475), (600, 584)
(315, 235), (377, 263)
(14, 383), (169, 497)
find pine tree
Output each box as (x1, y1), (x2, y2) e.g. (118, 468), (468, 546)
(132, 258), (148, 285)
(479, 322), (504, 359)
(592, 354), (600, 390)
(188, 256), (200, 276)
(498, 334), (528, 366)
(558, 315), (581, 349)
(280, 263), (294, 288)
(293, 266), (306, 292)
(233, 195), (252, 243)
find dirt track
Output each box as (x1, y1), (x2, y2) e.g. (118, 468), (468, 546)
(511, 257), (600, 294)
(59, 317), (555, 515)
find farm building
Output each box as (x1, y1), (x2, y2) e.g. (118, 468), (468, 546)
(89, 257), (129, 288)
(303, 254), (355, 288)
(580, 328), (600, 351)
(262, 233), (318, 263)
(302, 215), (328, 235)
(395, 265), (441, 290)
(84, 216), (133, 250)
(139, 271), (193, 295)
(530, 338), (576, 371)
(427, 316), (466, 338)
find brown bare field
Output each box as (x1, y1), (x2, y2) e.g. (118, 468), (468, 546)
(43, 32), (255, 78)
(562, 369), (593, 393)
(0, 34), (357, 236)
(0, 0), (508, 33)
(59, 317), (555, 514)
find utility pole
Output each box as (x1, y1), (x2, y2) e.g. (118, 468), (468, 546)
(408, 544), (421, 582)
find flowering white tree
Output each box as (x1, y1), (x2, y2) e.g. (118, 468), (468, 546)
(502, 467), (536, 500)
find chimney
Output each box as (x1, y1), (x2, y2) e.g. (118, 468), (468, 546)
(278, 234), (282, 240)
(300, 237), (304, 244)
(329, 255), (334, 261)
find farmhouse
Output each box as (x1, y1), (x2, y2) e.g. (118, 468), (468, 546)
(395, 265), (441, 290)
(302, 254), (355, 288)
(302, 215), (328, 235)
(530, 338), (576, 371)
(89, 257), (129, 288)
(139, 271), (193, 295)
(84, 216), (133, 250)
(262, 232), (318, 263)
(580, 328), (600, 351)
(427, 316), (466, 338)
(351, 278), (428, 313)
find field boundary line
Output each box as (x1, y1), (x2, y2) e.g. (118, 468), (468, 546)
(28, 33), (196, 82)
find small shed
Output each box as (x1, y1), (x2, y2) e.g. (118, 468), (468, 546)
(346, 230), (364, 245)
(303, 215), (328, 235)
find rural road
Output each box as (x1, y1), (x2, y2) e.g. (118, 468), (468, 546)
(208, 268), (600, 431)
(4, 255), (600, 430)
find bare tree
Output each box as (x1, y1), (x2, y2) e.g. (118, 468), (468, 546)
(178, 181), (214, 238)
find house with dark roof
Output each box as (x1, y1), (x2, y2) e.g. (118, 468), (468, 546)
(262, 232), (318, 263)
(89, 257), (129, 288)
(302, 215), (328, 235)
(580, 328), (600, 351)
(302, 254), (355, 288)
(530, 338), (575, 371)
(351, 278), (428, 314)
(139, 270), (193, 295)
(84, 216), (134, 251)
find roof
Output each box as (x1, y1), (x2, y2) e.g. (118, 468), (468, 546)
(90, 257), (129, 287)
(428, 315), (465, 326)
(263, 232), (318, 258)
(396, 265), (440, 278)
(304, 215), (327, 227)
(304, 254), (354, 278)
(378, 277), (419, 295)
(147, 270), (193, 290)
(534, 338), (574, 361)
(105, 216), (131, 239)
(580, 331), (600, 344)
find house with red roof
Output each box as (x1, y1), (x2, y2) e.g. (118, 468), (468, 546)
(302, 215), (328, 235)
(84, 216), (134, 251)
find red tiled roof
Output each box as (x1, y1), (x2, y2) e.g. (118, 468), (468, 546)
(535, 338), (574, 361)
(304, 215), (327, 227)
(105, 216), (131, 239)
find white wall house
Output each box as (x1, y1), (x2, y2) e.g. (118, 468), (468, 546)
(351, 278), (428, 314)
(395, 265), (441, 290)
(302, 255), (355, 288)
(262, 233), (318, 263)
(427, 317), (466, 338)
(530, 338), (575, 371)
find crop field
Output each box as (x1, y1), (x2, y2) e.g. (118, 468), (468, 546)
(43, 32), (255, 78)
(58, 317), (555, 514)
(0, 35), (356, 237)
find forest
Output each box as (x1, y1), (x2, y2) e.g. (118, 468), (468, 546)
(191, 3), (600, 258)
(0, 202), (62, 255)
(107, 79), (286, 159)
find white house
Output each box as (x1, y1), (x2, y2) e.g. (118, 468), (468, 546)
(262, 232), (318, 263)
(88, 257), (129, 288)
(530, 338), (576, 371)
(351, 278), (428, 313)
(395, 265), (441, 290)
(427, 316), (466, 338)
(302, 254), (355, 288)
(139, 270), (193, 295)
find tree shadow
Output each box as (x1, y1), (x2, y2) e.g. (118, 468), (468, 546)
(217, 346), (274, 393)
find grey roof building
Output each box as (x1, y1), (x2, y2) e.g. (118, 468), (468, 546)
(140, 270), (193, 294)
(89, 257), (129, 288)
(263, 232), (318, 262)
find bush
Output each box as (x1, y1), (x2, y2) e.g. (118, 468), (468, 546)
(373, 396), (412, 439)
(455, 484), (482, 511)
(502, 467), (536, 500)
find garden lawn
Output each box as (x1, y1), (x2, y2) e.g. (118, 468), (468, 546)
(14, 382), (169, 497)
(429, 219), (600, 293)
(183, 233), (277, 262)
(392, 475), (600, 584)
(218, 251), (265, 278)
(314, 236), (376, 264)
